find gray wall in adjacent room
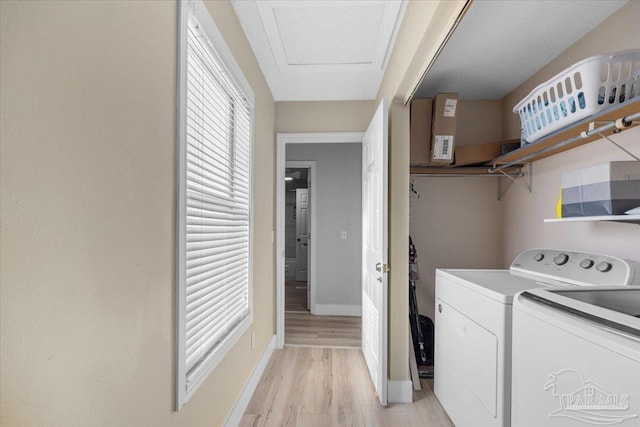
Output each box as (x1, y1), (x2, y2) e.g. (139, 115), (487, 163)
(286, 143), (362, 309)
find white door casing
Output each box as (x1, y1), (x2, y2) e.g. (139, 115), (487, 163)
(362, 100), (388, 406)
(295, 188), (310, 283)
(277, 135), (363, 349)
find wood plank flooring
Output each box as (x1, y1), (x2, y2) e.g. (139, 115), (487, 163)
(285, 312), (361, 348)
(240, 347), (454, 427)
(285, 279), (308, 312)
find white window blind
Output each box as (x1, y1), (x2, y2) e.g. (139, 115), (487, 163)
(177, 2), (253, 408)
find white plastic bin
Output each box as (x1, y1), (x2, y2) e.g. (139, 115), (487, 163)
(514, 49), (640, 144)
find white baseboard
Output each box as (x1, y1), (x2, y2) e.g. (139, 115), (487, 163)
(388, 380), (413, 403)
(224, 335), (276, 427)
(313, 304), (361, 317)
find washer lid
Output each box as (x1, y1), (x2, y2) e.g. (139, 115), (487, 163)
(522, 287), (640, 326)
(437, 269), (556, 304)
(515, 287), (640, 343)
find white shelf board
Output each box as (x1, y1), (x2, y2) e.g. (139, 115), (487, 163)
(544, 215), (640, 225)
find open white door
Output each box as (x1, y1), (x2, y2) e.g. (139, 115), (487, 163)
(362, 99), (388, 406)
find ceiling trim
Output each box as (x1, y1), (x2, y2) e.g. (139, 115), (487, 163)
(232, 0), (407, 101)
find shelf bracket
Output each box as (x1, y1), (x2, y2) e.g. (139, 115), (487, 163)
(596, 132), (640, 161)
(497, 163), (532, 200)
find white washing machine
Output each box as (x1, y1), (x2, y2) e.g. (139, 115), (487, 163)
(511, 287), (640, 426)
(434, 249), (640, 427)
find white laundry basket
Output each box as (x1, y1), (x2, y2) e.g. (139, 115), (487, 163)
(514, 49), (640, 144)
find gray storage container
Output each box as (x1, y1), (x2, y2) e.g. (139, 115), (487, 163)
(561, 161), (640, 217)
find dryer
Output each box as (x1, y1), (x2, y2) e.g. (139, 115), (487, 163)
(434, 248), (640, 427)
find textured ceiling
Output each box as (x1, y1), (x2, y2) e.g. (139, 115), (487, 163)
(232, 0), (407, 101)
(275, 4), (383, 66)
(414, 0), (627, 100)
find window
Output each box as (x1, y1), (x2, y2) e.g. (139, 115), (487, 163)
(176, 0), (254, 409)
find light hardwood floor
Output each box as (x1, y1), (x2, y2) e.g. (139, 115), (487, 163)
(285, 312), (361, 348)
(240, 346), (454, 427)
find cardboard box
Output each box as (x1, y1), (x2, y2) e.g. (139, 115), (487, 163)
(454, 139), (520, 166)
(500, 141), (521, 155)
(430, 93), (459, 165)
(561, 161), (640, 217)
(410, 99), (433, 165)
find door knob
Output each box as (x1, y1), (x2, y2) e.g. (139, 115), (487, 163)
(376, 262), (382, 272)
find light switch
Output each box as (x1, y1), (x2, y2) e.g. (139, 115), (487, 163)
(341, 231), (348, 239)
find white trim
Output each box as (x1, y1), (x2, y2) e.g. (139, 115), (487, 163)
(176, 0), (255, 410)
(176, 0), (189, 410)
(388, 380), (413, 403)
(231, 0), (407, 101)
(276, 132), (364, 348)
(223, 335), (276, 427)
(314, 304), (362, 317)
(279, 132), (364, 145)
(285, 161), (316, 313)
(190, 0), (254, 105)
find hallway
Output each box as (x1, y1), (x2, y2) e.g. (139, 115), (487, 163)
(285, 279), (308, 312)
(240, 346), (454, 426)
(285, 312), (361, 348)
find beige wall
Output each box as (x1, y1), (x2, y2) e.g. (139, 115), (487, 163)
(409, 177), (504, 319)
(502, 127), (640, 265)
(408, 99), (504, 321)
(379, 0), (467, 105)
(276, 101), (375, 133)
(388, 101), (412, 382)
(500, 1), (640, 265)
(502, 1), (640, 139)
(0, 1), (275, 426)
(377, 0), (467, 383)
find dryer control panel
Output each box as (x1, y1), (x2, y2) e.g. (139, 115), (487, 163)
(510, 248), (640, 287)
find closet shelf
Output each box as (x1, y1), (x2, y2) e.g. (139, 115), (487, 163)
(410, 98), (639, 177)
(490, 99), (640, 172)
(544, 215), (640, 225)
(410, 165), (522, 177)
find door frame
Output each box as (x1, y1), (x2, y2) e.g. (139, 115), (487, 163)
(276, 132), (364, 348)
(285, 162), (314, 307)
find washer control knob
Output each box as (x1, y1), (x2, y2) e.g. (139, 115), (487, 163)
(580, 259), (594, 269)
(534, 253), (545, 262)
(596, 262), (612, 272)
(553, 253), (569, 266)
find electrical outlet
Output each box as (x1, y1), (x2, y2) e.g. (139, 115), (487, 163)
(341, 231), (347, 239)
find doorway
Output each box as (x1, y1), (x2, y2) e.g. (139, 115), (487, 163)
(284, 165), (311, 313)
(276, 133), (365, 349)
(275, 122), (388, 403)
